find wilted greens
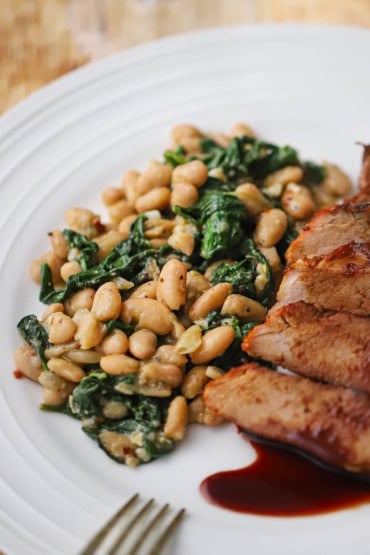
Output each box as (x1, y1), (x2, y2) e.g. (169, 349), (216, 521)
(16, 127), (327, 467)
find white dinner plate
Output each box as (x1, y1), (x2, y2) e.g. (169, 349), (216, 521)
(0, 24), (369, 555)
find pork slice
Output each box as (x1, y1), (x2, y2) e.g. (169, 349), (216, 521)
(277, 242), (370, 315)
(359, 144), (370, 194)
(285, 202), (370, 265)
(242, 301), (370, 392)
(346, 145), (370, 203)
(204, 363), (370, 474)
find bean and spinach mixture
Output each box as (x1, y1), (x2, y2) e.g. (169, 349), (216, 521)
(14, 123), (350, 467)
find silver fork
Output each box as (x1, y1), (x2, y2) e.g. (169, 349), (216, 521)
(80, 494), (185, 555)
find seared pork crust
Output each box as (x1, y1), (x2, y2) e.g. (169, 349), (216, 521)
(204, 363), (370, 474)
(285, 202), (370, 265)
(346, 145), (370, 203)
(277, 242), (370, 315)
(242, 301), (370, 392)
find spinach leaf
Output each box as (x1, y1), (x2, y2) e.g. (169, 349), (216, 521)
(174, 190), (247, 260)
(201, 210), (244, 259)
(17, 314), (49, 371)
(200, 136), (300, 181)
(62, 229), (98, 270)
(39, 216), (164, 304)
(303, 161), (326, 184)
(125, 396), (163, 428)
(211, 258), (257, 299)
(211, 239), (274, 306)
(246, 142), (299, 179)
(40, 401), (74, 416)
(100, 215), (150, 271)
(197, 190), (246, 221)
(90, 419), (175, 463)
(200, 137), (251, 180)
(69, 372), (109, 419)
(105, 320), (134, 336)
(243, 239), (274, 306)
(163, 145), (187, 167)
(69, 371), (175, 464)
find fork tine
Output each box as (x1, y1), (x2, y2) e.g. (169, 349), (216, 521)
(149, 507), (186, 555)
(125, 503), (169, 555)
(79, 493), (139, 555)
(107, 498), (155, 555)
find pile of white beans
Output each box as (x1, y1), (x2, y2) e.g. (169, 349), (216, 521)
(14, 123), (352, 456)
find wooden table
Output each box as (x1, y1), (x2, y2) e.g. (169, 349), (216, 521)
(1, 0), (370, 114)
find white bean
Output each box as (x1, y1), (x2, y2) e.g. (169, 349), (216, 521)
(73, 309), (106, 349)
(282, 183), (315, 220)
(235, 183), (271, 216)
(253, 209), (288, 247)
(94, 231), (125, 261)
(170, 183), (199, 208)
(100, 354), (140, 375)
(157, 259), (187, 310)
(14, 345), (42, 382)
(140, 362), (183, 388)
(135, 187), (171, 213)
(181, 366), (208, 399)
(188, 282), (232, 321)
(323, 162), (352, 196)
(264, 166), (303, 188)
(190, 326), (235, 364)
(64, 288), (95, 316)
(172, 160), (208, 188)
(171, 124), (202, 152)
(108, 200), (135, 227)
(128, 330), (157, 359)
(229, 122), (256, 138)
(65, 207), (99, 239)
(49, 229), (69, 258)
(41, 303), (64, 321)
(47, 358), (85, 383)
(164, 396), (188, 441)
(135, 163), (172, 195)
(101, 187), (124, 206)
(153, 345), (187, 370)
(98, 331), (129, 355)
(46, 312), (77, 344)
(60, 260), (82, 282)
(91, 281), (122, 321)
(121, 298), (174, 335)
(130, 281), (158, 299)
(221, 294), (267, 321)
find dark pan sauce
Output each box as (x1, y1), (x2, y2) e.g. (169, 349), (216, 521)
(200, 431), (370, 516)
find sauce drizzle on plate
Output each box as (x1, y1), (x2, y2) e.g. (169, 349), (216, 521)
(200, 431), (370, 516)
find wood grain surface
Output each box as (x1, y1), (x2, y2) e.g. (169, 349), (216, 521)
(1, 0), (370, 114)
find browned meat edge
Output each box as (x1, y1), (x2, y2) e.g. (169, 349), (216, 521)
(277, 242), (370, 315)
(285, 202), (370, 264)
(204, 363), (370, 474)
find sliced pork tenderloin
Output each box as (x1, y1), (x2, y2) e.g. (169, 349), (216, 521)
(204, 363), (370, 475)
(285, 202), (370, 265)
(242, 301), (370, 392)
(277, 242), (370, 315)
